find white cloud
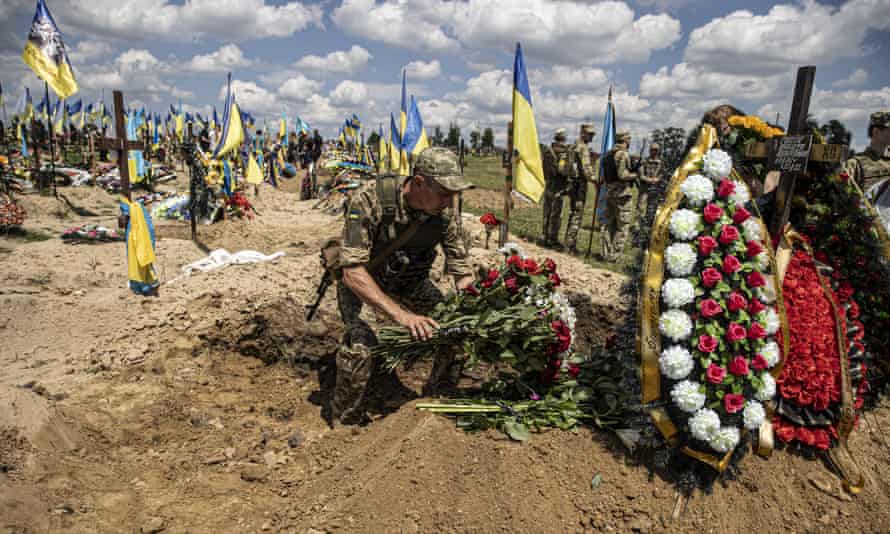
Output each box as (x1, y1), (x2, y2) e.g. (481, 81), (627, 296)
(448, 69), (513, 113)
(329, 80), (370, 107)
(277, 75), (323, 101)
(184, 44), (253, 73)
(404, 59), (442, 80)
(331, 0), (460, 51)
(832, 68), (869, 89)
(531, 66), (609, 90)
(685, 0), (890, 75)
(72, 49), (193, 103)
(55, 0), (323, 42)
(221, 79), (277, 115)
(466, 61), (495, 72)
(68, 40), (113, 63)
(294, 45), (371, 75)
(640, 62), (789, 101)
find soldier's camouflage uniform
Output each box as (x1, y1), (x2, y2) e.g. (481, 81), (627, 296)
(845, 111), (890, 199)
(564, 140), (595, 251)
(541, 139), (569, 245)
(636, 152), (663, 225)
(601, 136), (637, 261)
(334, 149), (472, 422)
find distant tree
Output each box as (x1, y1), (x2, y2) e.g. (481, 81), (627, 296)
(650, 126), (686, 176)
(432, 125), (444, 146)
(481, 127), (495, 150)
(470, 130), (481, 151)
(445, 122), (461, 148)
(819, 119), (852, 146)
(367, 130), (380, 148)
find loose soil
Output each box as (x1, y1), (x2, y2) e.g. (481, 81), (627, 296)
(2, 177), (890, 533)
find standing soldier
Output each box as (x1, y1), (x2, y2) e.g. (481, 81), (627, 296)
(600, 131), (638, 262)
(564, 123), (596, 253)
(636, 142), (663, 226)
(845, 111), (890, 199)
(541, 129), (570, 249)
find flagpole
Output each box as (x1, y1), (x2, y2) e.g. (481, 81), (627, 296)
(43, 81), (57, 197)
(499, 121), (513, 248)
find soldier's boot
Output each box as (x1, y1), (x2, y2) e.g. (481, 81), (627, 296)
(331, 344), (373, 424)
(422, 350), (463, 397)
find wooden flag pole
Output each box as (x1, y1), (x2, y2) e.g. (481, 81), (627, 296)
(500, 121), (513, 248)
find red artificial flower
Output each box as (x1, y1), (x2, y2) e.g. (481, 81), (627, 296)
(706, 363), (726, 384)
(727, 291), (748, 312)
(775, 420), (796, 442)
(724, 393), (746, 414)
(506, 255), (523, 269)
(549, 272), (561, 287)
(746, 240), (764, 258)
(698, 334), (718, 353)
(728, 356), (750, 376)
(464, 284), (480, 296)
(544, 258), (557, 273)
(481, 269), (500, 289)
(749, 298), (766, 314)
(722, 254), (742, 274)
(699, 299), (724, 318)
(797, 390), (814, 407)
(732, 206), (751, 224)
(717, 179), (736, 198)
(748, 322), (767, 340)
(719, 224), (741, 245)
(726, 322), (747, 343)
(746, 271), (767, 288)
(752, 354), (769, 370)
(701, 267), (723, 288)
(505, 276), (519, 293)
(698, 235), (719, 256)
(479, 212), (500, 226)
(796, 427), (816, 446)
(703, 203), (724, 224)
(813, 429), (831, 450)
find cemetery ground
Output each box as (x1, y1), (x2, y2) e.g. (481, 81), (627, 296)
(1, 168), (890, 533)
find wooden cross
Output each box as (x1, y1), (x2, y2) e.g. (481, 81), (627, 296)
(500, 121), (513, 248)
(95, 90), (145, 202)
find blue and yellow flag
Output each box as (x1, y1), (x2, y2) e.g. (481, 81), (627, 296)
(211, 106), (218, 131)
(18, 122), (29, 158)
(377, 123), (387, 172)
(22, 0), (78, 99)
(213, 73), (245, 159)
(389, 112), (405, 175)
(594, 86), (617, 225)
(398, 70), (409, 173)
(510, 43), (545, 203)
(403, 95), (429, 156)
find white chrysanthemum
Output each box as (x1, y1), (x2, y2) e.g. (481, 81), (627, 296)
(760, 340), (781, 368)
(729, 180), (751, 206)
(709, 426), (741, 453)
(680, 174), (715, 206)
(665, 243), (697, 277)
(498, 242), (526, 258)
(547, 292), (577, 331)
(662, 278), (695, 308)
(669, 209), (701, 241)
(702, 149), (733, 179)
(659, 309), (693, 342)
(756, 251), (770, 271)
(671, 380), (706, 413)
(743, 401), (766, 430)
(755, 372), (776, 401)
(659, 345), (695, 380)
(758, 308), (781, 336)
(689, 408), (721, 441)
(757, 278), (777, 304)
(742, 217), (762, 242)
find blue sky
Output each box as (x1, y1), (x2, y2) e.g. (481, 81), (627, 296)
(1, 0), (889, 149)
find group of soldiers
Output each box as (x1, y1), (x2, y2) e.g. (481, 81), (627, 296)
(540, 124), (662, 261)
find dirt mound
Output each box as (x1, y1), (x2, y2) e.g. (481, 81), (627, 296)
(0, 386), (83, 454)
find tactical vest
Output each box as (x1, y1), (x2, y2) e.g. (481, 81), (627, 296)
(601, 148), (620, 184)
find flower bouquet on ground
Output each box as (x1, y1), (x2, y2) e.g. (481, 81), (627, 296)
(479, 212), (501, 249)
(226, 191), (256, 220)
(61, 224), (124, 243)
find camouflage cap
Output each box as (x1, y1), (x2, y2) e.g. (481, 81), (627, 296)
(616, 130), (631, 142)
(869, 110), (890, 130)
(580, 123), (595, 135)
(414, 147), (473, 192)
(553, 128), (567, 141)
(650, 142), (661, 151)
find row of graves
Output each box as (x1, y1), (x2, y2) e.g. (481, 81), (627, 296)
(366, 67), (890, 506)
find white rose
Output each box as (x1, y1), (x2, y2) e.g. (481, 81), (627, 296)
(680, 174), (715, 206)
(659, 345), (694, 380)
(662, 278), (695, 308)
(659, 309), (693, 342)
(756, 252), (771, 271)
(702, 149), (733, 179)
(755, 372), (776, 401)
(743, 401), (766, 430)
(665, 243), (697, 277)
(758, 308), (781, 336)
(689, 408), (721, 441)
(709, 426), (741, 453)
(671, 380), (706, 413)
(729, 180), (751, 205)
(760, 340), (781, 368)
(670, 209), (702, 241)
(741, 218), (762, 242)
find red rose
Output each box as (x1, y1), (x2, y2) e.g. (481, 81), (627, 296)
(726, 322), (747, 343)
(749, 298), (766, 314)
(703, 203), (724, 224)
(752, 354), (769, 370)
(727, 291), (748, 312)
(464, 284), (480, 296)
(717, 179), (736, 198)
(724, 393), (746, 414)
(728, 356), (750, 376)
(732, 206), (751, 224)
(746, 271), (767, 288)
(719, 224), (740, 245)
(568, 364), (581, 378)
(722, 254), (742, 274)
(522, 258), (540, 274)
(481, 269), (500, 288)
(699, 299), (724, 318)
(748, 322), (767, 340)
(480, 212), (500, 226)
(548, 272), (561, 287)
(701, 267), (723, 288)
(746, 240), (764, 258)
(544, 258), (557, 272)
(698, 334), (718, 353)
(698, 235), (719, 256)
(506, 255), (522, 269)
(706, 363), (726, 384)
(505, 277), (518, 293)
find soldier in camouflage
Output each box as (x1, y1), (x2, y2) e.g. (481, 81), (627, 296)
(333, 147), (475, 424)
(541, 129), (569, 248)
(636, 143), (663, 226)
(600, 131), (638, 262)
(564, 123), (596, 253)
(845, 110), (890, 199)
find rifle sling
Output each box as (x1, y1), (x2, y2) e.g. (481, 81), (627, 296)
(365, 220), (422, 274)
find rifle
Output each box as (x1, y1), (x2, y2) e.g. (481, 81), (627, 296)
(306, 270), (333, 321)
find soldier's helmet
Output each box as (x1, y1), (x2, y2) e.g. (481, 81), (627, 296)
(869, 110), (890, 130)
(580, 123), (595, 136)
(616, 131), (631, 143)
(553, 128), (567, 142)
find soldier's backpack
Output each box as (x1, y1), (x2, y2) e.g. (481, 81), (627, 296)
(542, 144), (575, 181)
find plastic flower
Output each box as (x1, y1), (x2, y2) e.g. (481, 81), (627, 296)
(760, 341), (781, 368)
(689, 408), (721, 441)
(680, 174), (715, 206)
(756, 252), (771, 271)
(498, 242), (526, 258)
(755, 372), (776, 401)
(659, 345), (695, 380)
(743, 401), (766, 430)
(671, 380), (706, 413)
(669, 209), (701, 241)
(665, 243), (697, 276)
(758, 308), (781, 336)
(741, 218), (762, 242)
(709, 427), (741, 453)
(702, 149), (732, 180)
(659, 310), (693, 341)
(729, 181), (751, 205)
(662, 278), (695, 308)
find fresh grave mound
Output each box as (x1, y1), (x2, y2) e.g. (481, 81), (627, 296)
(0, 386), (83, 456)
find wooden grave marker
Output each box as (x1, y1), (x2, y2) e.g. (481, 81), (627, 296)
(96, 90), (145, 204)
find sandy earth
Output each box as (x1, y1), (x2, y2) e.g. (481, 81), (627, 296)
(2, 178), (890, 533)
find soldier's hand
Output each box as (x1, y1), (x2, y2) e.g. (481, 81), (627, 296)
(397, 311), (440, 341)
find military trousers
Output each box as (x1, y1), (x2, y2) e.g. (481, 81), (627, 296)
(541, 188), (564, 245)
(564, 190), (587, 251)
(601, 182), (636, 261)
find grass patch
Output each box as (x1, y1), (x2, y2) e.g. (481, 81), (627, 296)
(2, 226), (54, 242)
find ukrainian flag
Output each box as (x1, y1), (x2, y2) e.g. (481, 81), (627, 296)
(398, 70), (409, 174)
(211, 106), (219, 131)
(377, 124), (386, 173)
(213, 73), (245, 159)
(510, 43), (545, 203)
(389, 112), (403, 175)
(21, 0), (78, 100)
(403, 95), (429, 156)
(279, 112), (286, 142)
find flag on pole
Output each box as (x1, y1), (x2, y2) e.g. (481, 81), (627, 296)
(403, 95), (430, 156)
(510, 43), (545, 203)
(377, 123), (386, 172)
(211, 106), (218, 131)
(279, 112), (287, 143)
(398, 70), (409, 174)
(595, 86), (616, 225)
(389, 112), (403, 174)
(18, 122), (29, 157)
(22, 0), (78, 99)
(213, 73), (245, 159)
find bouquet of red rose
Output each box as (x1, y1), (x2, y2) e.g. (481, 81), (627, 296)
(375, 243), (575, 378)
(227, 191), (255, 220)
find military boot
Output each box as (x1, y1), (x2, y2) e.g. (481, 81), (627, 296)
(331, 344), (373, 424)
